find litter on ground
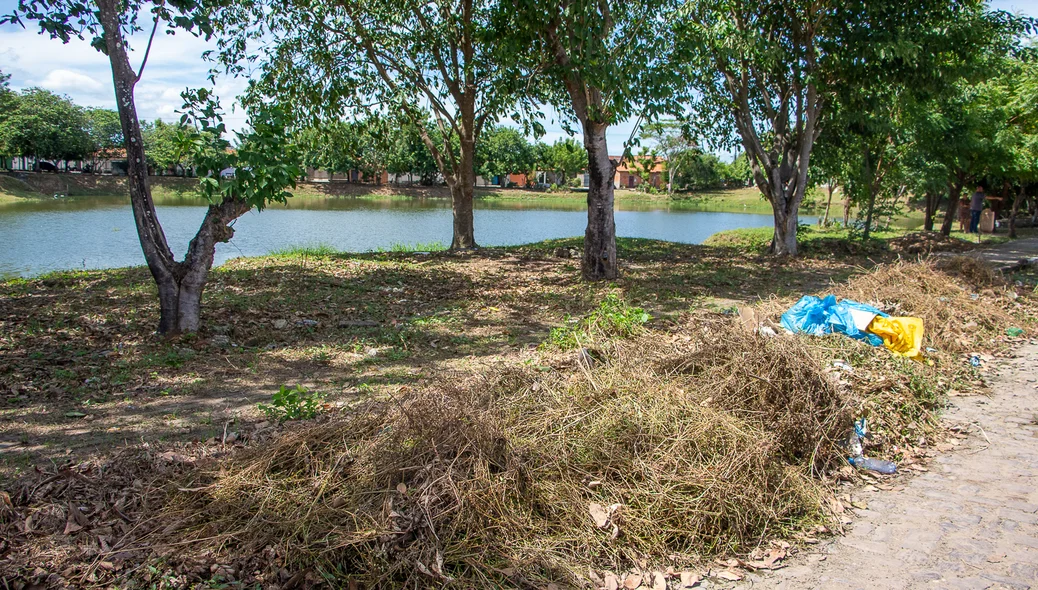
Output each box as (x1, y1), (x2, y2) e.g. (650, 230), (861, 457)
(781, 295), (924, 359)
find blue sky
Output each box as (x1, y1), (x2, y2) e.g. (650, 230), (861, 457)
(1, 0), (1036, 155)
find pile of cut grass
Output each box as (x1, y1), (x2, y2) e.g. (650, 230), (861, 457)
(155, 325), (847, 588)
(754, 258), (1033, 460)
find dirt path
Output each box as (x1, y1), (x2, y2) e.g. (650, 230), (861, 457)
(742, 342), (1038, 590)
(969, 237), (1038, 271)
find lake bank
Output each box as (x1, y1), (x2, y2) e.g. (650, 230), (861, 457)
(2, 171), (788, 212)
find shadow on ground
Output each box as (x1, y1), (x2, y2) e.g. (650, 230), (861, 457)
(0, 238), (877, 477)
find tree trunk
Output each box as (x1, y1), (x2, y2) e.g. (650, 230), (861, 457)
(759, 168), (806, 257)
(882, 185), (907, 231)
(843, 193), (851, 228)
(820, 183), (835, 226)
(940, 179), (963, 236)
(97, 0), (250, 335)
(582, 121), (618, 280)
(923, 192), (939, 232)
(861, 148), (877, 242)
(771, 205), (799, 256)
(1009, 185), (1024, 239)
(862, 189), (877, 241)
(451, 136), (478, 249)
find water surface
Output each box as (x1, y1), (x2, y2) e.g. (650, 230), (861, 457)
(0, 195), (812, 277)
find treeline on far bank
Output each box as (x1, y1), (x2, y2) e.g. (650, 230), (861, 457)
(0, 70), (751, 193)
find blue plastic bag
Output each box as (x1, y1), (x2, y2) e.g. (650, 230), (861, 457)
(781, 295), (887, 347)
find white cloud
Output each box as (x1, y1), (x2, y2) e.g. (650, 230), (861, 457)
(0, 21), (249, 132)
(38, 69), (106, 95)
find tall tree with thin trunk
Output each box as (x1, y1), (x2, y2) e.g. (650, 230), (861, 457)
(215, 0), (537, 249)
(676, 0), (1003, 255)
(641, 120), (696, 195)
(4, 0), (300, 335)
(676, 0), (828, 256)
(510, 0), (678, 279)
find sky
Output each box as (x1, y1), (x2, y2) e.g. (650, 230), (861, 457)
(1, 0), (1036, 157)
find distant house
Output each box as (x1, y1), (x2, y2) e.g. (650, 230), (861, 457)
(574, 155), (667, 190)
(4, 151), (124, 174)
(305, 168), (389, 184)
(613, 155), (665, 189)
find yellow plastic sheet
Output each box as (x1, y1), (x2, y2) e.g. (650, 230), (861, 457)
(867, 316), (924, 359)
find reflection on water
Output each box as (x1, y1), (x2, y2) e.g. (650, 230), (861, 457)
(0, 194), (811, 278)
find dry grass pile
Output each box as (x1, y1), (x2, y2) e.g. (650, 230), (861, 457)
(887, 232), (975, 255)
(5, 259), (1034, 589)
(753, 259), (1034, 464)
(837, 259), (1021, 356)
(152, 325), (848, 588)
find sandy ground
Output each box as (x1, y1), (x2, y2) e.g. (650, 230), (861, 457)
(740, 341), (1038, 590)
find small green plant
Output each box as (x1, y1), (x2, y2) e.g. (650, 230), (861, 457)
(542, 293), (650, 350)
(258, 385), (325, 422)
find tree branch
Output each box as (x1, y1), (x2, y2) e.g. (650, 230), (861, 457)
(135, 13), (161, 82)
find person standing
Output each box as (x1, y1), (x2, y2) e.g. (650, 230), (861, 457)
(969, 185), (985, 233)
(958, 195), (971, 231)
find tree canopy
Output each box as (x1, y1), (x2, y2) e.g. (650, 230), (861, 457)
(214, 0), (539, 248)
(0, 88), (91, 164)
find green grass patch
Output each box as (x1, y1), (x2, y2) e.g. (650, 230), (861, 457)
(269, 243), (342, 258)
(379, 241), (447, 253)
(0, 175), (46, 200)
(257, 385), (326, 422)
(543, 292), (650, 349)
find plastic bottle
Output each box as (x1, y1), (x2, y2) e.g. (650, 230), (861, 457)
(848, 456), (897, 475)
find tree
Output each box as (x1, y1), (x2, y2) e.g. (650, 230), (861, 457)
(676, 0), (993, 255)
(0, 87), (90, 166)
(898, 8), (1036, 237)
(1004, 60), (1038, 237)
(671, 149), (724, 191)
(0, 70), (14, 168)
(476, 125), (534, 186)
(143, 119), (186, 174)
(141, 118), (223, 176)
(530, 140), (553, 183)
(386, 119), (441, 185)
(215, 0), (534, 249)
(641, 119), (695, 193)
(546, 137), (587, 185)
(512, 0), (678, 279)
(4, 0), (300, 335)
(818, 2), (1022, 240)
(677, 0), (828, 256)
(296, 119), (387, 182)
(721, 152), (752, 187)
(83, 107), (123, 172)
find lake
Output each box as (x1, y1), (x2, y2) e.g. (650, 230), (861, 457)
(0, 195), (813, 277)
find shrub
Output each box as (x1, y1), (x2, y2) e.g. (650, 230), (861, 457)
(257, 385), (325, 422)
